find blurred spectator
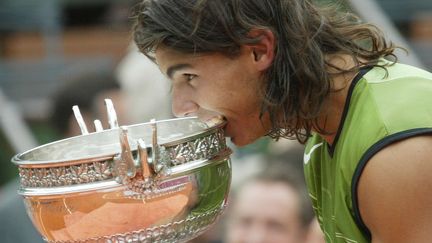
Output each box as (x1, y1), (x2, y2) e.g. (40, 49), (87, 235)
(189, 140), (325, 243)
(115, 43), (173, 123)
(50, 71), (122, 137)
(224, 161), (324, 243)
(305, 219), (326, 243)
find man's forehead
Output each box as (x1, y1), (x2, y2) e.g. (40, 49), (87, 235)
(155, 48), (208, 72)
(155, 47), (187, 67)
(156, 46), (203, 60)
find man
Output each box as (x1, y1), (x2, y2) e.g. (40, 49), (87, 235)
(133, 0), (432, 242)
(225, 163), (320, 243)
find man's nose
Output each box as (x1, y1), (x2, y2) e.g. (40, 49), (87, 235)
(244, 226), (267, 243)
(171, 87), (199, 117)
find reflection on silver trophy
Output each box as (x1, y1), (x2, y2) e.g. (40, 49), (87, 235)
(12, 99), (232, 243)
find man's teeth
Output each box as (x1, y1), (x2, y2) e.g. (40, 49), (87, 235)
(205, 116), (225, 127)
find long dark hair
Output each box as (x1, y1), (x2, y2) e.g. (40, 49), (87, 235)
(133, 0), (397, 143)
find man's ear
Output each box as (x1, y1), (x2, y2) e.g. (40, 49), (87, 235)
(247, 29), (275, 71)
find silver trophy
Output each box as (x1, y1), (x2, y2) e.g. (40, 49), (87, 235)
(11, 99), (231, 243)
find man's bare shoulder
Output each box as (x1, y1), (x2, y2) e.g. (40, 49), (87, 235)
(357, 135), (432, 243)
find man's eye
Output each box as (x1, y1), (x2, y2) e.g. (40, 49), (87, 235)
(184, 74), (197, 82)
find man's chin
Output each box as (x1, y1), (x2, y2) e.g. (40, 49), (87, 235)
(228, 136), (256, 147)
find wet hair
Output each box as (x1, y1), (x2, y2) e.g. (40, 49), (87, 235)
(133, 0), (397, 143)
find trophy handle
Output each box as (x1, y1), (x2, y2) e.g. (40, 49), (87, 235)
(73, 99), (168, 196)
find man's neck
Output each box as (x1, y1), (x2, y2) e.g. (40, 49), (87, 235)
(317, 54), (360, 145)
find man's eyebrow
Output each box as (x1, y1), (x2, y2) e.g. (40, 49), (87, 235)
(166, 64), (193, 79)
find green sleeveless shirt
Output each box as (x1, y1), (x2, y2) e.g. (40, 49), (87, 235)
(303, 61), (432, 243)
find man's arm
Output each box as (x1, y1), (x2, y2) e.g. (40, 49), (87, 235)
(358, 135), (432, 243)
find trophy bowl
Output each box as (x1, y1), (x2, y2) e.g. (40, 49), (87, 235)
(11, 112), (231, 243)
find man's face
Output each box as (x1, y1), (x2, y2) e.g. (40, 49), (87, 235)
(155, 46), (272, 146)
(226, 181), (306, 243)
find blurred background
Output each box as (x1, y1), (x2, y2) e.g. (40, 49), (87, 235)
(0, 0), (136, 185)
(0, 0), (431, 242)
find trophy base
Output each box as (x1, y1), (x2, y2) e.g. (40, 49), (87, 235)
(46, 204), (226, 243)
